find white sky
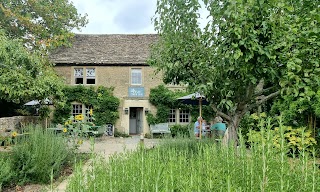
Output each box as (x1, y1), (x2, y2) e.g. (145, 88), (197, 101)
(71, 0), (157, 34)
(71, 0), (209, 35)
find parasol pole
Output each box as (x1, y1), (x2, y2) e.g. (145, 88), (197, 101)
(199, 97), (202, 139)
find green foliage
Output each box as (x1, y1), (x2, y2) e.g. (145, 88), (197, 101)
(170, 124), (190, 138)
(0, 153), (13, 189)
(53, 85), (120, 125)
(68, 137), (320, 191)
(11, 125), (71, 185)
(147, 85), (214, 124)
(0, 31), (65, 103)
(0, 0), (88, 50)
(151, 0), (320, 142)
(247, 115), (317, 155)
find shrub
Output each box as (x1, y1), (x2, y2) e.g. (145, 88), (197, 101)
(11, 125), (71, 184)
(170, 124), (190, 138)
(247, 116), (317, 155)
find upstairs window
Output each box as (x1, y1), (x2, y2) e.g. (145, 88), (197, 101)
(86, 68), (95, 84)
(131, 68), (142, 85)
(74, 67), (96, 85)
(74, 68), (83, 84)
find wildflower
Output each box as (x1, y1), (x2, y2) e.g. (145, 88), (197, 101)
(77, 139), (83, 145)
(12, 131), (18, 137)
(89, 109), (93, 116)
(63, 128), (68, 133)
(64, 121), (69, 125)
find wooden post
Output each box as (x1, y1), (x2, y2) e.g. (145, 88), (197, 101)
(199, 98), (202, 139)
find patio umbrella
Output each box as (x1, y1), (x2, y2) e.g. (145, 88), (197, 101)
(24, 98), (52, 106)
(177, 92), (210, 139)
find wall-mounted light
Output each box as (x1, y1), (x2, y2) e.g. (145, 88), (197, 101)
(124, 108), (129, 115)
(145, 108), (149, 115)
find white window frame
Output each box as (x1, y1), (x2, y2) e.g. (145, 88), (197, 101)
(179, 109), (190, 123)
(168, 109), (176, 123)
(71, 103), (93, 122)
(131, 68), (142, 85)
(86, 68), (96, 85)
(74, 67), (96, 85)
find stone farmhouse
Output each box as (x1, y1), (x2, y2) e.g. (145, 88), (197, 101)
(50, 34), (190, 135)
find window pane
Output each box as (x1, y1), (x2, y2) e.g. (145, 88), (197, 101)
(179, 109), (190, 123)
(86, 78), (95, 84)
(86, 68), (95, 77)
(75, 78), (83, 84)
(74, 68), (83, 77)
(74, 68), (83, 84)
(131, 69), (142, 85)
(168, 109), (176, 123)
(72, 104), (82, 116)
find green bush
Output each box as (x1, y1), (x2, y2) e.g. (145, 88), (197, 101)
(11, 125), (71, 185)
(170, 124), (190, 138)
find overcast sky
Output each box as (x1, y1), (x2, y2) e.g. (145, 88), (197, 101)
(71, 0), (209, 35)
(72, 0), (157, 34)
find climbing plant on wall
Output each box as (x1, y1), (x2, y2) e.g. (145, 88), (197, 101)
(53, 85), (120, 125)
(147, 85), (215, 125)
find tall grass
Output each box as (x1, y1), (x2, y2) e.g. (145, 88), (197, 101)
(68, 134), (319, 191)
(0, 152), (13, 190)
(10, 125), (71, 185)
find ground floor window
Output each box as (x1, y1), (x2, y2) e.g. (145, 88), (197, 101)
(72, 103), (93, 122)
(179, 109), (190, 123)
(169, 109), (176, 123)
(168, 108), (190, 123)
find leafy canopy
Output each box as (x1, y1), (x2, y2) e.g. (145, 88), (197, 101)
(151, 0), (320, 122)
(0, 0), (88, 50)
(0, 31), (64, 103)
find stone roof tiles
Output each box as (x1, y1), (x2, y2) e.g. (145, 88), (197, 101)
(50, 34), (158, 65)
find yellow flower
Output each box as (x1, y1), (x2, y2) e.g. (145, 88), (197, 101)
(77, 139), (83, 145)
(12, 131), (18, 137)
(64, 121), (69, 125)
(75, 114), (84, 121)
(63, 128), (67, 133)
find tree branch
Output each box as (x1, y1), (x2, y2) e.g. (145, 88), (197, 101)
(248, 90), (280, 111)
(254, 86), (277, 97)
(211, 105), (231, 121)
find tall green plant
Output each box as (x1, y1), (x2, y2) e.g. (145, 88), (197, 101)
(11, 125), (71, 184)
(0, 153), (13, 190)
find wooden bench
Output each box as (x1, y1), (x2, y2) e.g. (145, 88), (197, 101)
(150, 123), (171, 137)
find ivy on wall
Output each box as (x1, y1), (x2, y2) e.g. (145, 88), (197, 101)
(147, 85), (215, 125)
(53, 85), (120, 125)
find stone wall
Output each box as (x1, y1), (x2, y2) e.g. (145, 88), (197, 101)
(0, 116), (40, 136)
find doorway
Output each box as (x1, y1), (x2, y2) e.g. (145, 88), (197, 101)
(129, 107), (143, 135)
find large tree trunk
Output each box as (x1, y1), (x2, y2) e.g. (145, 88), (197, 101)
(222, 114), (242, 147)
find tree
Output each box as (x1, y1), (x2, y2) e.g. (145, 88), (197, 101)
(0, 0), (88, 105)
(0, 0), (88, 50)
(150, 0), (320, 144)
(0, 31), (64, 103)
